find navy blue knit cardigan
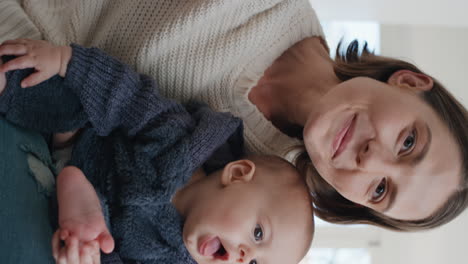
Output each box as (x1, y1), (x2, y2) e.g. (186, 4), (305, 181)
(0, 45), (243, 263)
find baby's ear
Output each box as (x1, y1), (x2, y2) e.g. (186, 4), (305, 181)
(221, 159), (256, 186)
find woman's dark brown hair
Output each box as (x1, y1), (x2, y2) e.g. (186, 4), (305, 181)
(296, 40), (468, 231)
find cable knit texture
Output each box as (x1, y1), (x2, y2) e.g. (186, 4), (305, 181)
(0, 0), (42, 42)
(2, 0), (325, 158)
(0, 45), (243, 263)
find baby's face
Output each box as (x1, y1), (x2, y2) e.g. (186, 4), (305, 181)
(182, 159), (314, 264)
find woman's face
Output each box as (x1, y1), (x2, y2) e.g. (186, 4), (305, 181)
(303, 73), (462, 220)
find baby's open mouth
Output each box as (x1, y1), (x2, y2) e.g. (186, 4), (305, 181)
(199, 236), (229, 260)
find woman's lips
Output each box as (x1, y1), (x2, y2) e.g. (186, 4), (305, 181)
(198, 236), (221, 257)
(332, 114), (356, 159)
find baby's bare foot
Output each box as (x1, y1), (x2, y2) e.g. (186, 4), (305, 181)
(57, 166), (114, 253)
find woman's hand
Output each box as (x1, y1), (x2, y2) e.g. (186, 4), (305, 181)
(52, 231), (101, 264)
(0, 38), (72, 88)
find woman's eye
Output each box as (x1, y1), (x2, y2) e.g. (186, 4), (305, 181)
(249, 260), (258, 264)
(371, 178), (387, 202)
(400, 130), (416, 154)
(253, 224), (263, 242)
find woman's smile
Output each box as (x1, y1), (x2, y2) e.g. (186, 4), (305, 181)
(332, 113), (356, 160)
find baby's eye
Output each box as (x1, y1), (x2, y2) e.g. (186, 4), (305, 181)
(371, 178), (387, 202)
(249, 260), (258, 264)
(399, 130), (416, 155)
(253, 224), (263, 242)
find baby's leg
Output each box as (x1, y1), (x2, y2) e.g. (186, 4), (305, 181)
(56, 166), (114, 253)
(52, 130), (79, 149)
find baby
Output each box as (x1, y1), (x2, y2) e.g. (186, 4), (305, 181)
(0, 39), (314, 264)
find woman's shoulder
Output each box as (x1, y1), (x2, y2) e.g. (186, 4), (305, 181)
(228, 0), (325, 157)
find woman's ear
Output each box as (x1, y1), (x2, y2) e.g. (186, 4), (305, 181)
(220, 159), (256, 186)
(387, 70), (433, 92)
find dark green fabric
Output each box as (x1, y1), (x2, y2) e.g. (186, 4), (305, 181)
(0, 116), (55, 263)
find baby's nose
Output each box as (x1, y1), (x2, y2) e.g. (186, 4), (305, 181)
(235, 244), (252, 263)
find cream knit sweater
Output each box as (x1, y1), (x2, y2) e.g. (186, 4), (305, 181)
(0, 0), (325, 157)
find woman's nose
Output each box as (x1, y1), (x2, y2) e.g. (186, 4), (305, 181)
(356, 140), (371, 167)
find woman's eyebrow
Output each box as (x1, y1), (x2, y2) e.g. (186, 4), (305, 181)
(412, 123), (432, 166)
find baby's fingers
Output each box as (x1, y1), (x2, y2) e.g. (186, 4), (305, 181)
(0, 43), (28, 57)
(1, 39), (30, 45)
(0, 55), (36, 73)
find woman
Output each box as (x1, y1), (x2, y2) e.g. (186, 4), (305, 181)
(0, 0), (467, 232)
(294, 41), (468, 230)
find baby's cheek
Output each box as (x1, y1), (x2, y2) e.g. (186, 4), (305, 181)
(217, 212), (242, 232)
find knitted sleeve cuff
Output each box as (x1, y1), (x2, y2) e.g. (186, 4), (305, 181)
(64, 43), (127, 114)
(63, 44), (141, 135)
(62, 43), (188, 137)
(0, 55), (25, 114)
(0, 72), (14, 114)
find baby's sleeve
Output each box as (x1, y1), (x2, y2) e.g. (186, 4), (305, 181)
(0, 57), (88, 133)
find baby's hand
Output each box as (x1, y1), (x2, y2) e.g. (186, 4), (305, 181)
(0, 39), (72, 88)
(52, 231), (101, 264)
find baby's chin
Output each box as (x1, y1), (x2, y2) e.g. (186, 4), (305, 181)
(183, 230), (200, 261)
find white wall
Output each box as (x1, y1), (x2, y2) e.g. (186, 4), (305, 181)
(381, 24), (468, 105)
(311, 0), (468, 27)
(374, 211), (468, 264)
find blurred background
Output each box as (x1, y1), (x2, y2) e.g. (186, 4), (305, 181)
(302, 0), (468, 263)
